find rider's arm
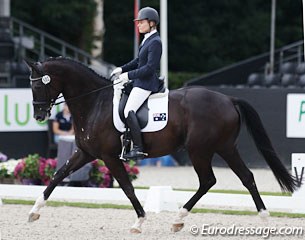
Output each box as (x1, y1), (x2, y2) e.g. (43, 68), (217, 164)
(121, 58), (139, 73)
(128, 40), (162, 80)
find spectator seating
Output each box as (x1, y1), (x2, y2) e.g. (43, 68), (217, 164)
(279, 62), (297, 74)
(264, 74), (281, 87)
(298, 74), (305, 87)
(247, 61), (305, 88)
(281, 74), (298, 87)
(247, 73), (264, 87)
(296, 63), (305, 75)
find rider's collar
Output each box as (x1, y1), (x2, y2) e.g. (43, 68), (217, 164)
(141, 29), (157, 45)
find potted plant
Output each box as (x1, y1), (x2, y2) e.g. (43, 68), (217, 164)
(88, 159), (113, 188)
(0, 151), (8, 162)
(123, 160), (140, 182)
(0, 159), (19, 184)
(14, 154), (42, 185)
(39, 158), (57, 185)
(88, 159), (140, 188)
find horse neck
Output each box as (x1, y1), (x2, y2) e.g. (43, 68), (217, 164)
(55, 64), (112, 127)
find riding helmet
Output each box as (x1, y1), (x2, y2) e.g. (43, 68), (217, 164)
(134, 7), (159, 25)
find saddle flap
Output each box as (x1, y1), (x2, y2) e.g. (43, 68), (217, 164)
(113, 88), (169, 133)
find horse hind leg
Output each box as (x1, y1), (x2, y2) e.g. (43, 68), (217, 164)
(218, 147), (269, 219)
(172, 152), (216, 232)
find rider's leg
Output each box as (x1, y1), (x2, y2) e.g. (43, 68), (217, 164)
(124, 87), (151, 159)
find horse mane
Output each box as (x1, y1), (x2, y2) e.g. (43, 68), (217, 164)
(44, 56), (111, 83)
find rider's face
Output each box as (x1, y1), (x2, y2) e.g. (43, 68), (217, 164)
(137, 20), (150, 33)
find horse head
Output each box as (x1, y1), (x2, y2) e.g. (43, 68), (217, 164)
(24, 59), (62, 122)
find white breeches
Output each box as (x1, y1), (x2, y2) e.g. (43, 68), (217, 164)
(124, 87), (152, 118)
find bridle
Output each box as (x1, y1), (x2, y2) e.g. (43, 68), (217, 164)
(29, 73), (122, 110)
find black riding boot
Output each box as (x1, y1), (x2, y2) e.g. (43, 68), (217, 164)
(124, 111), (147, 160)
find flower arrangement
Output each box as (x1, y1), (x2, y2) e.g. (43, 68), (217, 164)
(89, 159), (113, 188)
(14, 154), (41, 181)
(89, 159), (140, 188)
(123, 160), (140, 182)
(14, 154), (57, 185)
(39, 158), (57, 185)
(0, 152), (8, 162)
(0, 159), (18, 180)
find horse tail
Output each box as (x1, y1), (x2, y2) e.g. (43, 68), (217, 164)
(232, 98), (299, 193)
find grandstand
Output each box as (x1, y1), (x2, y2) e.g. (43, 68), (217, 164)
(185, 41), (305, 168)
(0, 16), (114, 88)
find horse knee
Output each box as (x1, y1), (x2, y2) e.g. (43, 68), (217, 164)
(208, 176), (217, 188)
(199, 175), (216, 193)
(241, 172), (256, 189)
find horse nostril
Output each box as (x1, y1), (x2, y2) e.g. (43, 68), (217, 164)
(35, 115), (43, 121)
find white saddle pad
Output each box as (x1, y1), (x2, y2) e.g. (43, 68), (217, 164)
(113, 80), (169, 133)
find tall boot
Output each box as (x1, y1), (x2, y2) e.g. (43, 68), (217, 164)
(124, 111), (147, 160)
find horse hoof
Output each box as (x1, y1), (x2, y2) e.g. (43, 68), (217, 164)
(258, 209), (270, 220)
(130, 227), (141, 234)
(28, 213), (40, 222)
(171, 223), (184, 232)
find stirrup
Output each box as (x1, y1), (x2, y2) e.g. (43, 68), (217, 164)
(124, 149), (148, 160)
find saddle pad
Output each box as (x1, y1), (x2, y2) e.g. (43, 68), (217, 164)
(113, 80), (169, 133)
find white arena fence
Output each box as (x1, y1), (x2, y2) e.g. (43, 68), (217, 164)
(0, 153), (304, 213)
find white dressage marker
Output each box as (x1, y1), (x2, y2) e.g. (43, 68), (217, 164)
(144, 186), (179, 213)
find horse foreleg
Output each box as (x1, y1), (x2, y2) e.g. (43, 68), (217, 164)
(104, 157), (145, 233)
(28, 149), (93, 222)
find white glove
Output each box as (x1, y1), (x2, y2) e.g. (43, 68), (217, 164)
(118, 72), (129, 83)
(110, 67), (122, 78)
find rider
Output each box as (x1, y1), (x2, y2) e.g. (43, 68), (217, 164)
(110, 7), (162, 160)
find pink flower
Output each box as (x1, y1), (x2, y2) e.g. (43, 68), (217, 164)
(124, 163), (131, 173)
(46, 158), (57, 168)
(99, 166), (109, 174)
(14, 160), (26, 178)
(92, 159), (99, 167)
(131, 167), (139, 175)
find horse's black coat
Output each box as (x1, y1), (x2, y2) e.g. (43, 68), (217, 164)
(26, 58), (299, 220)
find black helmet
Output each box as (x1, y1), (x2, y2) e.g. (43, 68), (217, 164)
(134, 7), (159, 25)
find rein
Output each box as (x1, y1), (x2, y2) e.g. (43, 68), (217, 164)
(53, 80), (122, 106)
(30, 74), (122, 106)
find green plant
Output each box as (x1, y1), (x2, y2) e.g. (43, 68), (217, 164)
(89, 159), (113, 188)
(14, 154), (41, 180)
(39, 158), (57, 185)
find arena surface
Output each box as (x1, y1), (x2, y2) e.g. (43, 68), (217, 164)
(1, 204), (305, 240)
(1, 166), (304, 239)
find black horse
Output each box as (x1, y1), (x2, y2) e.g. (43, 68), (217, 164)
(25, 57), (299, 233)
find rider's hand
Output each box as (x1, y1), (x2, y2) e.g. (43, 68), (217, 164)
(118, 72), (129, 83)
(110, 67), (122, 78)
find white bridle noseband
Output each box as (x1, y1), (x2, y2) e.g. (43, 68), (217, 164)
(29, 75), (51, 85)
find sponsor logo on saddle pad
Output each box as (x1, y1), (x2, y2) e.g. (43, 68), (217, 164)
(153, 113), (166, 121)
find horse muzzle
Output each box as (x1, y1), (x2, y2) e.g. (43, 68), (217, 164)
(34, 109), (50, 122)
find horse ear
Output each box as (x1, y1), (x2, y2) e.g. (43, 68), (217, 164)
(23, 59), (41, 73)
(23, 59), (35, 70)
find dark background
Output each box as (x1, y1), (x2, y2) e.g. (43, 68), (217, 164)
(2, 88), (303, 168)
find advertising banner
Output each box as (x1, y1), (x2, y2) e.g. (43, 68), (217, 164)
(287, 93), (305, 138)
(0, 89), (62, 132)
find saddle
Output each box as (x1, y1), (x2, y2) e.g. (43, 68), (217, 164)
(112, 77), (169, 133)
(118, 77), (166, 128)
